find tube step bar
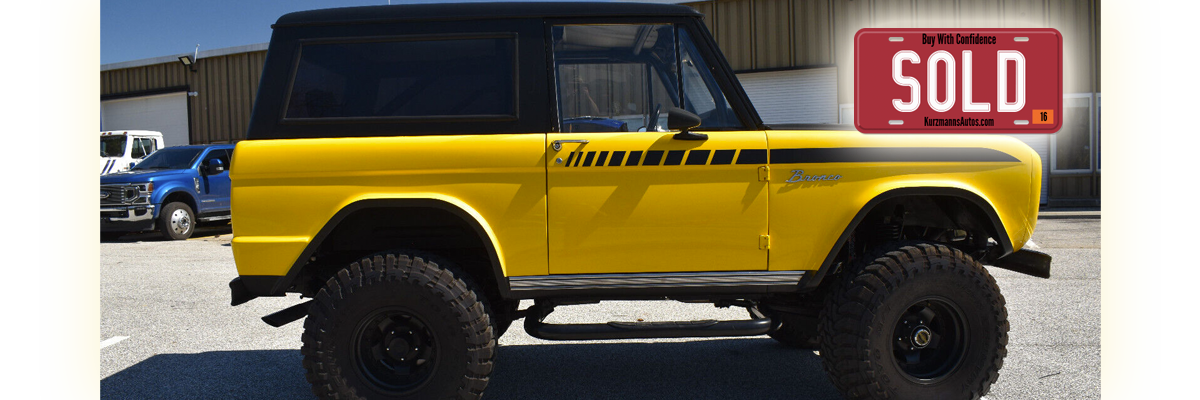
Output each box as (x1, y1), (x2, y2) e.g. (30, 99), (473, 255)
(523, 302), (774, 341)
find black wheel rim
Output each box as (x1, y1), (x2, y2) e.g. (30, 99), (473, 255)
(352, 307), (438, 394)
(890, 296), (968, 382)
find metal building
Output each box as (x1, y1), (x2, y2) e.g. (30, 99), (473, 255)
(100, 43), (268, 146)
(98, 0), (1099, 205)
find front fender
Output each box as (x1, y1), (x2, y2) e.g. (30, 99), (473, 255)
(150, 183), (198, 218)
(798, 186), (1018, 291)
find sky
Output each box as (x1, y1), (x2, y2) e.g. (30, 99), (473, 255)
(101, 0), (680, 65)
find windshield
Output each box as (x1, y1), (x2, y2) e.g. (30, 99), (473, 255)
(130, 147), (203, 170)
(101, 136), (127, 157)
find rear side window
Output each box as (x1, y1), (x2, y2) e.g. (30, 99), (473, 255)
(285, 35), (517, 121)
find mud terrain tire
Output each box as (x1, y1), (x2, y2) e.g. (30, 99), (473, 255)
(819, 243), (1008, 400)
(301, 252), (495, 400)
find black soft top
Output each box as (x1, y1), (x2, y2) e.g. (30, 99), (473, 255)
(274, 2), (701, 28)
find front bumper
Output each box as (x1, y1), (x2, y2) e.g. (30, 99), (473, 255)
(100, 205), (156, 232)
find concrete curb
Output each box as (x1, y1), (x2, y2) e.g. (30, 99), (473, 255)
(1038, 211), (1101, 220)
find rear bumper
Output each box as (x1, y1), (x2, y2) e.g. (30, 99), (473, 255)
(990, 249), (1052, 279)
(229, 275), (286, 306)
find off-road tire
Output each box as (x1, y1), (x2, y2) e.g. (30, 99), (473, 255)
(301, 252), (495, 400)
(818, 242), (1008, 400)
(158, 202), (194, 240)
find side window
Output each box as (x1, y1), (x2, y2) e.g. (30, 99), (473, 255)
(131, 138), (156, 158)
(552, 25), (678, 133)
(551, 24), (743, 133)
(202, 149), (230, 172)
(286, 36), (517, 120)
(679, 29), (741, 128)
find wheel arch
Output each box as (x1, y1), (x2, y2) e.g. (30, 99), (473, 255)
(799, 187), (1012, 291)
(269, 198), (510, 299)
(158, 188), (198, 217)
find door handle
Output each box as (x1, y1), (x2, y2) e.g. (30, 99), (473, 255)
(552, 139), (589, 151)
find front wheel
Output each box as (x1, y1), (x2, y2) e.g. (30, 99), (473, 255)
(819, 243), (1008, 400)
(158, 202), (194, 240)
(302, 252), (495, 400)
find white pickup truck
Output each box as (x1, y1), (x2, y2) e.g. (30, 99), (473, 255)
(100, 130), (165, 175)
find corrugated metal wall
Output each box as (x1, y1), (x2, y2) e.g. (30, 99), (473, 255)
(100, 51), (266, 144)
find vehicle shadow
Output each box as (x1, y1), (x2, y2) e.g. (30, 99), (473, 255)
(100, 339), (842, 399)
(101, 224), (233, 243)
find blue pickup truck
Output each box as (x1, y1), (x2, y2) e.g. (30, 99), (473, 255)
(100, 144), (235, 240)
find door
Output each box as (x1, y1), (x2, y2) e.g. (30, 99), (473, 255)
(197, 149), (232, 212)
(546, 23), (768, 275)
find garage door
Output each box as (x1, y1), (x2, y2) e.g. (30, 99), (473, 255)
(101, 92), (189, 147)
(736, 67), (838, 125)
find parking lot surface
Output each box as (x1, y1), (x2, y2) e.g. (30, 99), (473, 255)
(101, 218), (1099, 399)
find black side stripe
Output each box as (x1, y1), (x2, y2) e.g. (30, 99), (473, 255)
(686, 150), (711, 165)
(770, 147), (1020, 164)
(664, 150), (685, 166)
(625, 151), (643, 166)
(737, 149), (767, 164)
(643, 150), (664, 166)
(608, 151), (626, 166)
(559, 147), (1018, 167)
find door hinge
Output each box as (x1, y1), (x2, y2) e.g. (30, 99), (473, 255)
(759, 235), (770, 250)
(758, 165), (770, 182)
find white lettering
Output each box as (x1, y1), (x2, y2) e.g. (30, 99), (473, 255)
(997, 50), (1026, 112)
(961, 50), (990, 112)
(927, 50), (955, 113)
(892, 51), (921, 113)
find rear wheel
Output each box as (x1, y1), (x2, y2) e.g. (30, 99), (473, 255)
(302, 252), (494, 400)
(819, 242), (1008, 400)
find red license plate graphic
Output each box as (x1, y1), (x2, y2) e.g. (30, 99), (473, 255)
(854, 28), (1062, 134)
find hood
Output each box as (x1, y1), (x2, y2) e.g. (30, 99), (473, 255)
(100, 168), (192, 184)
(100, 158), (134, 175)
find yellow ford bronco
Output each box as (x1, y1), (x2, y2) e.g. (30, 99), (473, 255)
(228, 3), (1051, 399)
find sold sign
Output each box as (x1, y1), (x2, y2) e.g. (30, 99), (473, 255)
(854, 28), (1062, 134)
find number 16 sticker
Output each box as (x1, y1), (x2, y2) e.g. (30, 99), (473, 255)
(854, 28), (1062, 134)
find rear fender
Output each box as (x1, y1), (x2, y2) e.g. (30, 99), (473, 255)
(268, 197), (509, 297)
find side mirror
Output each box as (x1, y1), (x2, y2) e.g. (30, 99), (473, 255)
(205, 159), (225, 175)
(667, 107), (707, 141)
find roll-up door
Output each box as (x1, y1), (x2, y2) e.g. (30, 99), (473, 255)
(101, 92), (189, 147)
(736, 67), (838, 125)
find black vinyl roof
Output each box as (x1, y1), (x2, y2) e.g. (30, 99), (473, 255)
(274, 2), (701, 28)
